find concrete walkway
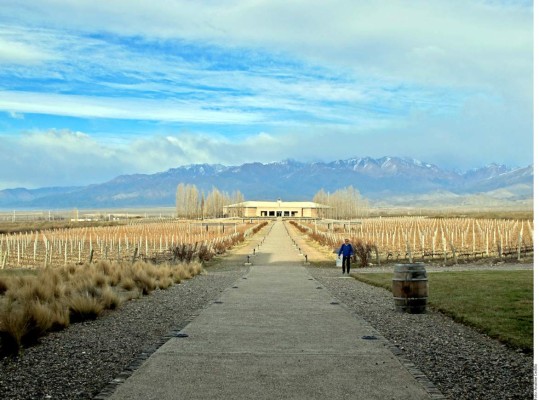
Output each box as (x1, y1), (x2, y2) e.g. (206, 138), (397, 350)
(106, 220), (435, 400)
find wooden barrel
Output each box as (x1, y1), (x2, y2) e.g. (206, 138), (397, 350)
(392, 263), (428, 314)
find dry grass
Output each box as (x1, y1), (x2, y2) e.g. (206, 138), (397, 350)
(26, 299), (69, 339)
(0, 277), (10, 295)
(68, 294), (104, 322)
(0, 259), (202, 355)
(131, 267), (157, 295)
(120, 276), (137, 291)
(0, 302), (28, 349)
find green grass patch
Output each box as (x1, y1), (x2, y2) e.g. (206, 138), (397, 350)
(353, 270), (533, 352)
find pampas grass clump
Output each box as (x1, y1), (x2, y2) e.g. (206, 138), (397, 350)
(0, 259), (203, 355)
(24, 299), (69, 343)
(0, 276), (10, 295)
(131, 266), (157, 295)
(68, 294), (104, 322)
(120, 276), (137, 291)
(157, 277), (174, 290)
(99, 287), (123, 310)
(0, 302), (28, 353)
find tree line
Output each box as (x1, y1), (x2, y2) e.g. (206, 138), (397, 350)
(176, 183), (368, 219)
(312, 186), (369, 219)
(175, 184), (245, 219)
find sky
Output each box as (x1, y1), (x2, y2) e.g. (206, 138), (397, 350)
(0, 0), (533, 189)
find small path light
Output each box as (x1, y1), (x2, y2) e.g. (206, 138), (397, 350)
(361, 335), (378, 340)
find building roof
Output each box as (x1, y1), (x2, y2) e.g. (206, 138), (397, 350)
(224, 201), (330, 208)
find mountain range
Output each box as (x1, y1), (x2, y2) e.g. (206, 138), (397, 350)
(0, 157), (533, 209)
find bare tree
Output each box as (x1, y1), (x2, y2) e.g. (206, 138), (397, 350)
(205, 187), (227, 218)
(313, 189), (330, 218)
(176, 184), (201, 218)
(312, 186), (368, 219)
(230, 190), (245, 217)
(175, 183), (187, 218)
(177, 184), (246, 219)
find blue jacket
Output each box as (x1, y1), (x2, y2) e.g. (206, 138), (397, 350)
(338, 243), (354, 257)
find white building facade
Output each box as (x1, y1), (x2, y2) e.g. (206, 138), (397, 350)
(223, 200), (329, 218)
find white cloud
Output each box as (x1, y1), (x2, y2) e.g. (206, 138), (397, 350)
(0, 129), (311, 188)
(0, 91), (262, 124)
(0, 113), (533, 190)
(0, 0), (532, 189)
(0, 2), (531, 115)
(0, 130), (118, 188)
(0, 36), (55, 65)
(2, 0), (530, 83)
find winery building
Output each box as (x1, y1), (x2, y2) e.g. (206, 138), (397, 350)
(223, 199), (329, 218)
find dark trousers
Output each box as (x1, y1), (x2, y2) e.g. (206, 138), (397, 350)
(342, 256), (351, 273)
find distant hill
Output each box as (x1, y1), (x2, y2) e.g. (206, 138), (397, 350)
(0, 157), (533, 209)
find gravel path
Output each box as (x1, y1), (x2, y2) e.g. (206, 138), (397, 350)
(0, 258), (250, 399)
(0, 222), (533, 399)
(307, 266), (533, 399)
(288, 226), (534, 399)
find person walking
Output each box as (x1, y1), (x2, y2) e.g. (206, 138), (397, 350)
(338, 238), (354, 274)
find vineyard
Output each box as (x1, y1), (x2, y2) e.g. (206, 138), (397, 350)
(0, 218), (268, 353)
(0, 219), (266, 269)
(290, 217), (534, 265)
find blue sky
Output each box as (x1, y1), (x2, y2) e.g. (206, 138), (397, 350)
(0, 0), (533, 189)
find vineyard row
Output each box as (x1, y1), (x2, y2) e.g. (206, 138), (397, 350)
(291, 217), (534, 264)
(0, 220), (267, 269)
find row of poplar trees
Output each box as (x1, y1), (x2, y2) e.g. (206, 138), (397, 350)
(312, 186), (369, 219)
(176, 184), (245, 219)
(176, 183), (367, 220)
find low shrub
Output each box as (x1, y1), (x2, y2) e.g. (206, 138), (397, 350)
(98, 287), (123, 310)
(350, 239), (373, 268)
(68, 294), (104, 322)
(132, 269), (157, 295)
(23, 299), (68, 344)
(120, 276), (136, 291)
(252, 221), (268, 234)
(0, 277), (10, 295)
(157, 277), (174, 290)
(289, 221), (375, 267)
(0, 259), (203, 356)
(0, 303), (28, 355)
